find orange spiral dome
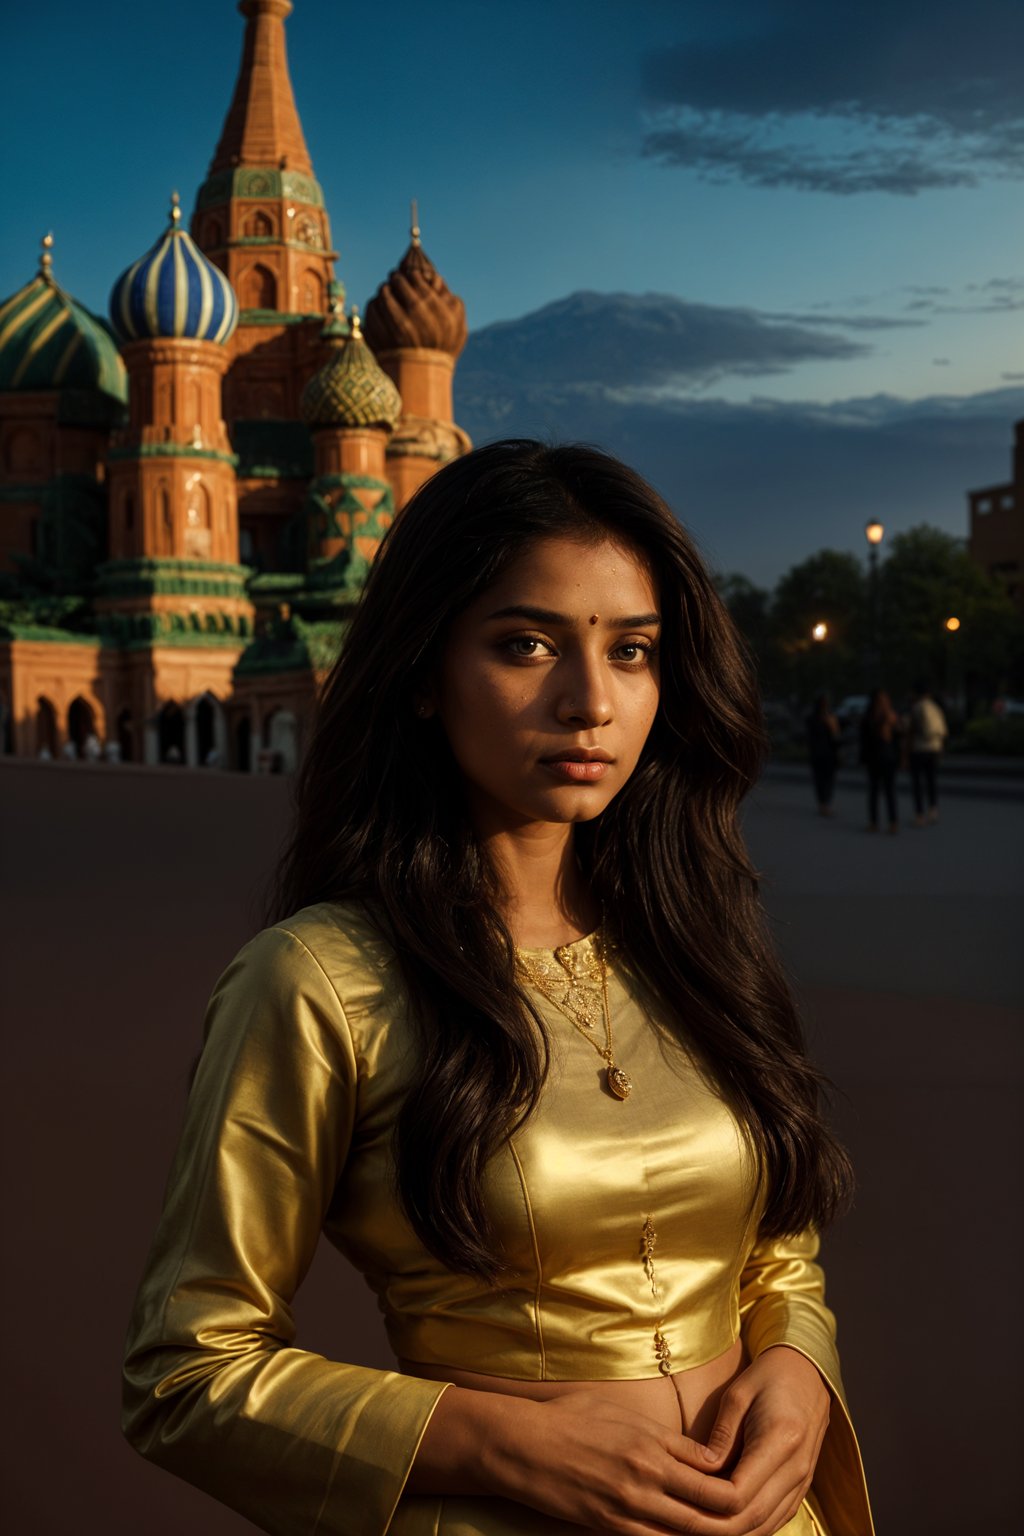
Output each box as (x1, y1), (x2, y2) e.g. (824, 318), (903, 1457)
(363, 217), (467, 358)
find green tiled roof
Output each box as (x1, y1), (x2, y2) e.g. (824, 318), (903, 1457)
(0, 268), (127, 404)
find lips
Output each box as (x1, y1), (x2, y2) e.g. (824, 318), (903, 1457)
(539, 748), (614, 783)
(539, 749), (614, 764)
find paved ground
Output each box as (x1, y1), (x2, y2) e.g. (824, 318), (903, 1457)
(2, 759), (1021, 1535)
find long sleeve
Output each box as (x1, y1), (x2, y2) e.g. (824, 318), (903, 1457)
(122, 925), (450, 1536)
(739, 1229), (874, 1536)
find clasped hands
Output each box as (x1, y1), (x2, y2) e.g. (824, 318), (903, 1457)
(494, 1345), (830, 1536)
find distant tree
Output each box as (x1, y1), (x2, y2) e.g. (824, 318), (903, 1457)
(771, 550), (866, 702)
(714, 573), (787, 697)
(878, 527), (1022, 710)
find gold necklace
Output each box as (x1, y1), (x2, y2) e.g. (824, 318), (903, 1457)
(517, 932), (633, 1101)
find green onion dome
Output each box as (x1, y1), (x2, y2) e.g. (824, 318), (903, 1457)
(0, 235), (127, 402)
(109, 194), (238, 345)
(301, 307), (402, 431)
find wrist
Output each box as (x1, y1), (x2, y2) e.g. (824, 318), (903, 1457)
(408, 1385), (542, 1500)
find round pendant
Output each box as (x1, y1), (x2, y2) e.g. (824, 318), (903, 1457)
(607, 1065), (633, 1100)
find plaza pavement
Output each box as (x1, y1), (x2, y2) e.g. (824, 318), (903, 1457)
(1, 758), (1021, 1535)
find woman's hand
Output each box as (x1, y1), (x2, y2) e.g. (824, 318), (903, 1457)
(489, 1389), (740, 1533)
(411, 1346), (829, 1534)
(698, 1345), (831, 1534)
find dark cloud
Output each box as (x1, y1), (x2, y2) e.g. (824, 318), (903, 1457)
(640, 0), (1024, 194)
(455, 295), (1022, 583)
(900, 274), (1024, 315)
(641, 117), (980, 196)
(459, 291), (865, 397)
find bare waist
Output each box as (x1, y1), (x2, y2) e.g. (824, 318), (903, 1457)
(398, 1335), (745, 1444)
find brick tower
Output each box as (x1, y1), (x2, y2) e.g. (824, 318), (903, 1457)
(191, 0), (340, 574)
(98, 197), (253, 765)
(299, 305), (400, 596)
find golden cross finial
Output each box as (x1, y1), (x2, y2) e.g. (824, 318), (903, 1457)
(349, 303), (363, 338)
(169, 191), (182, 226)
(39, 231), (54, 279)
(410, 198), (421, 246)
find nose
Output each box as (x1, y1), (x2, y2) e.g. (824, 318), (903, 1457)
(555, 652), (613, 728)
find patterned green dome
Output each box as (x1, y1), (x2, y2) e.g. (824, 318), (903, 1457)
(301, 308), (401, 431)
(0, 237), (127, 403)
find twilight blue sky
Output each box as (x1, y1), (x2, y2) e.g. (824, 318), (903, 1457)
(2, 0), (1022, 582)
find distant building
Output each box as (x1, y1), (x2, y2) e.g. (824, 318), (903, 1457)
(968, 419), (1023, 612)
(0, 0), (470, 767)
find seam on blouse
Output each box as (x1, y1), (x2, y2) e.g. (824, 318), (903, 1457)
(276, 925), (360, 1079)
(507, 1139), (546, 1381)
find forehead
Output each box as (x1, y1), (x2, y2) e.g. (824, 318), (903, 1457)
(475, 534), (658, 610)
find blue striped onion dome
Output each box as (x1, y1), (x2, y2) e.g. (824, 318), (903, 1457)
(0, 235), (127, 401)
(110, 194), (238, 345)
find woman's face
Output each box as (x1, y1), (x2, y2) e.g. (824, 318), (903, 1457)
(426, 533), (661, 836)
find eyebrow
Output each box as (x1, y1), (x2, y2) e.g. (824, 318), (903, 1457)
(484, 604), (661, 628)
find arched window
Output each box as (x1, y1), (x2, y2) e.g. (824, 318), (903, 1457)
(301, 271), (324, 314)
(240, 263), (276, 310)
(158, 485), (173, 554)
(184, 479), (212, 559)
(205, 218), (223, 250)
(245, 210), (274, 238)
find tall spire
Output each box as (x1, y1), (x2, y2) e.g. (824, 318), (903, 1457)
(208, 0), (313, 176)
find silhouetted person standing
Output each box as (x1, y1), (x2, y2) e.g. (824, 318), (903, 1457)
(806, 694), (840, 817)
(860, 689), (902, 834)
(908, 682), (948, 826)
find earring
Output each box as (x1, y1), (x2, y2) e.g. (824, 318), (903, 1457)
(415, 701), (432, 719)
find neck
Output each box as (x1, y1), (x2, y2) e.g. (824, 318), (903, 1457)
(479, 821), (598, 949)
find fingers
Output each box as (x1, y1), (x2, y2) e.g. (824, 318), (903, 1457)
(699, 1379), (751, 1472)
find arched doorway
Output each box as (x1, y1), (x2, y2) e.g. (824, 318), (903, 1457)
(35, 697), (58, 757)
(158, 701), (185, 764)
(235, 716), (252, 774)
(67, 696), (96, 758)
(265, 708), (298, 773)
(117, 707), (134, 763)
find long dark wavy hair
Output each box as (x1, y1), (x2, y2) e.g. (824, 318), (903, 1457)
(267, 439), (853, 1279)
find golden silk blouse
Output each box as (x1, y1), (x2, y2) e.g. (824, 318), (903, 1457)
(122, 902), (874, 1536)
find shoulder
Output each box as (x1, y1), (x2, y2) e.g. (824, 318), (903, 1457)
(213, 901), (408, 1055)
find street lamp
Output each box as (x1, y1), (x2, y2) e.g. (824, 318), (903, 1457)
(812, 622), (828, 642)
(944, 615), (961, 632)
(864, 519), (885, 681)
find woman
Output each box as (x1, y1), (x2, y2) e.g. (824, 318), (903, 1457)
(859, 690), (902, 835)
(123, 441), (874, 1536)
(805, 695), (841, 817)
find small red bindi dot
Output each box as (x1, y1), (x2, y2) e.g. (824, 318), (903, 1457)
(589, 613), (599, 625)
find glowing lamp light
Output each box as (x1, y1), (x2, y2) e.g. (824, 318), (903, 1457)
(945, 616), (961, 632)
(865, 519), (884, 546)
(812, 622), (828, 642)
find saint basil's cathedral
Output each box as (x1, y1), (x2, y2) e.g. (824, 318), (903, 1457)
(0, 0), (470, 770)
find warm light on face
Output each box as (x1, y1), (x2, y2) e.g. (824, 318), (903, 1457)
(431, 535), (662, 839)
(812, 622), (828, 642)
(945, 616), (961, 632)
(865, 520), (884, 546)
